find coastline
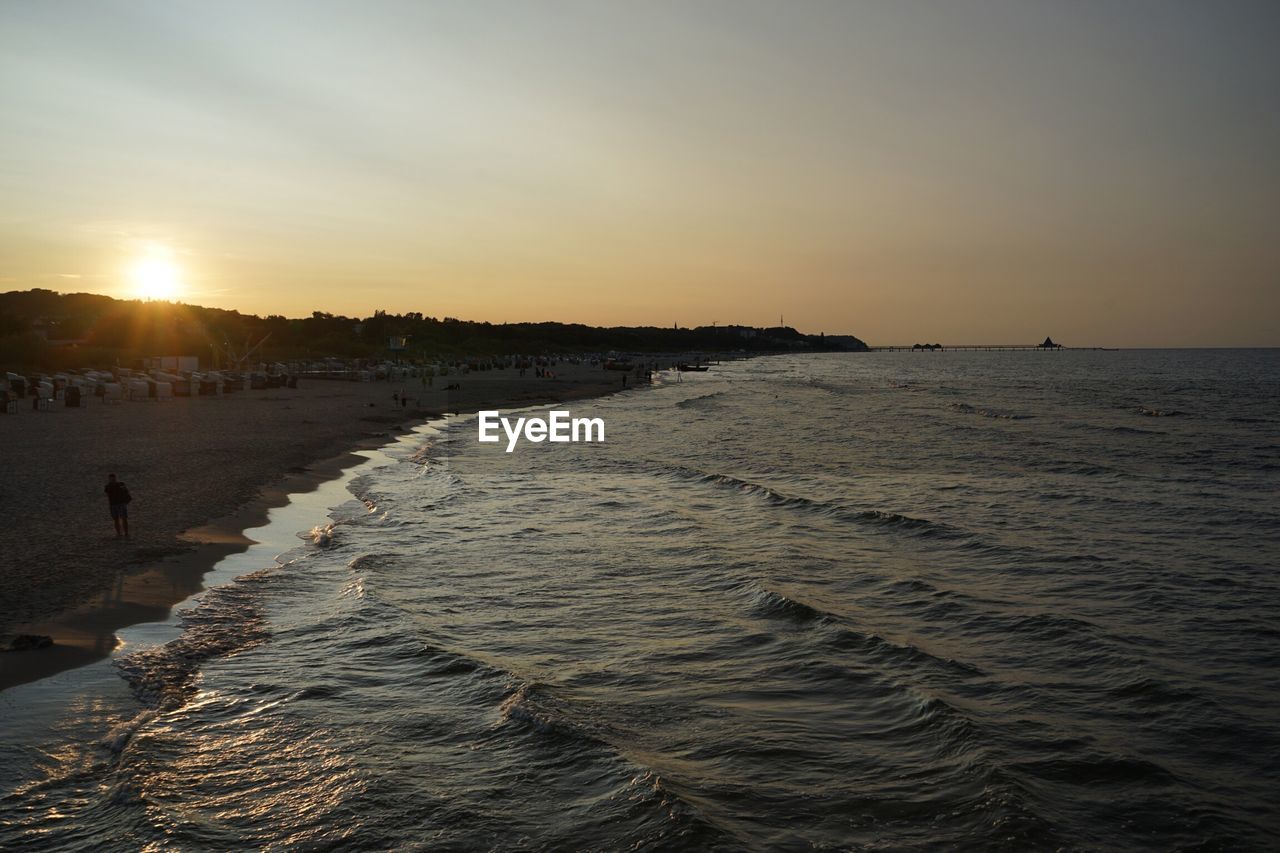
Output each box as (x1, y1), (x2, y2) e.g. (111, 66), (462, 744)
(0, 366), (631, 691)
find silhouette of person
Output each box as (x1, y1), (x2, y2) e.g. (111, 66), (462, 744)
(105, 473), (131, 539)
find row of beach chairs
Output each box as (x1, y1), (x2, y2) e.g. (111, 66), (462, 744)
(4, 368), (298, 411)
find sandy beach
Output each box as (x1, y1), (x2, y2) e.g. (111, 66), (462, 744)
(0, 365), (628, 689)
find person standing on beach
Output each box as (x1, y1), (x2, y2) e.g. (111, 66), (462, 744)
(104, 473), (131, 539)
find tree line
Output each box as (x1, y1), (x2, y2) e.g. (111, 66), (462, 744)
(0, 289), (866, 371)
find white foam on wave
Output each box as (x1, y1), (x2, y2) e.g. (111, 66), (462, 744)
(308, 522), (336, 547)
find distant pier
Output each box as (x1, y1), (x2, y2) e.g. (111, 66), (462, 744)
(869, 343), (1112, 352)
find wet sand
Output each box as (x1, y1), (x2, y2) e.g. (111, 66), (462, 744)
(0, 366), (629, 689)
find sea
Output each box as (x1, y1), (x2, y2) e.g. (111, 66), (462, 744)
(2, 350), (1278, 851)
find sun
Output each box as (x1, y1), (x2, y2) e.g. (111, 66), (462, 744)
(129, 245), (184, 300)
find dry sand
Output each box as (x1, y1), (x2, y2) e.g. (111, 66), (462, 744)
(0, 365), (629, 689)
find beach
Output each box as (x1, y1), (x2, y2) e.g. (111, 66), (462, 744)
(0, 365), (626, 689)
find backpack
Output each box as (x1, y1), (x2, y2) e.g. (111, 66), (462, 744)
(121, 485), (132, 504)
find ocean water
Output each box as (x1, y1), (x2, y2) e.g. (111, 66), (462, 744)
(2, 350), (1278, 851)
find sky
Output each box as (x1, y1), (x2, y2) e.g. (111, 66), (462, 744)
(1, 0), (1278, 346)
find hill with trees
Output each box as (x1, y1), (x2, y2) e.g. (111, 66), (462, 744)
(0, 289), (867, 372)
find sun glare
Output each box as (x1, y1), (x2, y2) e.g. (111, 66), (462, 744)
(129, 245), (184, 301)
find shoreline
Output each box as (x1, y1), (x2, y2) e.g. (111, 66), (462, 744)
(0, 369), (632, 692)
(0, 445), (380, 692)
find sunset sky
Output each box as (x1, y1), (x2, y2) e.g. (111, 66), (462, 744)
(2, 1), (1277, 346)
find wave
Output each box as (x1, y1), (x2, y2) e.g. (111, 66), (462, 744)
(1137, 406), (1187, 417)
(803, 378), (851, 396)
(674, 391), (725, 410)
(950, 402), (1036, 420)
(304, 522), (337, 548)
(1109, 425), (1166, 435)
(745, 584), (984, 678)
(661, 465), (965, 540)
(615, 771), (736, 849)
(747, 585), (831, 624)
(1107, 675), (1206, 709)
(328, 569), (527, 684)
(1009, 751), (1179, 787)
(494, 682), (739, 847)
(999, 611), (1104, 643)
(114, 570), (273, 713)
(1039, 459), (1124, 477)
(497, 681), (604, 742)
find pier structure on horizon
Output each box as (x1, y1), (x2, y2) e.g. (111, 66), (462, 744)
(870, 337), (1112, 352)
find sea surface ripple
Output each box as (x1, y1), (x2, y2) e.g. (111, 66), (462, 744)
(3, 350), (1278, 850)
